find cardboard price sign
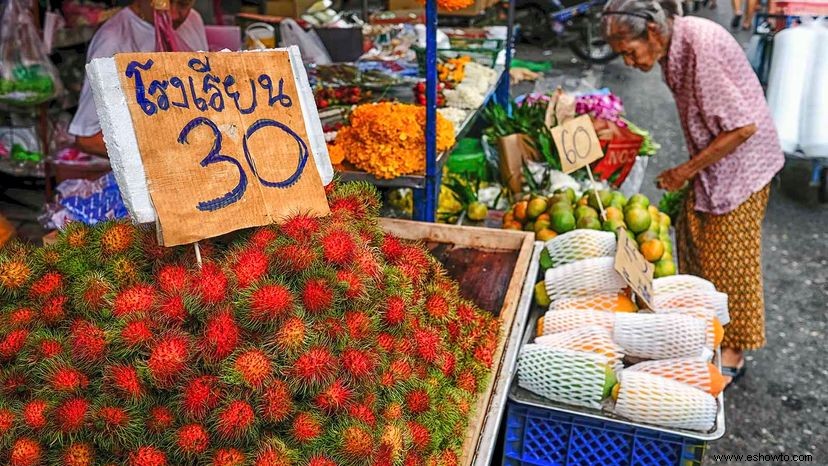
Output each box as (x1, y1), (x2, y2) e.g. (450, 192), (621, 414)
(107, 50), (330, 246)
(551, 114), (605, 174)
(614, 227), (654, 308)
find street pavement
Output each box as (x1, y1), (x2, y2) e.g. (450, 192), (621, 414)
(514, 4), (827, 465)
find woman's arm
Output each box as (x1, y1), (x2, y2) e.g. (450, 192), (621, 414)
(657, 123), (757, 191)
(74, 132), (109, 158)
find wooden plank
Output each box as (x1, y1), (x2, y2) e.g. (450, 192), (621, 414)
(380, 218), (529, 250)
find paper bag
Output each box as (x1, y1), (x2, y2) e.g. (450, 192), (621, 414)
(497, 133), (539, 193)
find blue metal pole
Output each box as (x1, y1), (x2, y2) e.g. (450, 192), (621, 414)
(496, 0), (515, 107)
(413, 0), (439, 222)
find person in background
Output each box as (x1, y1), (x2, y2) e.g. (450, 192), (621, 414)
(69, 0), (208, 157)
(600, 0), (784, 387)
(730, 0), (757, 30)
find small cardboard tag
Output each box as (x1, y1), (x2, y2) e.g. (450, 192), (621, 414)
(614, 227), (654, 308)
(551, 114), (604, 174)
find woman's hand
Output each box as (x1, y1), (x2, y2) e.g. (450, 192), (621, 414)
(656, 164), (695, 191)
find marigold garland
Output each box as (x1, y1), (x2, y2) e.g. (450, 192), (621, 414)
(328, 102), (456, 179)
(419, 0), (475, 11)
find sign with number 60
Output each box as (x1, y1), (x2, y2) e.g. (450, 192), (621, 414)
(551, 114), (605, 174)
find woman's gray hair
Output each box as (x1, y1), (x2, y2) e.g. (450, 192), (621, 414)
(601, 0), (682, 40)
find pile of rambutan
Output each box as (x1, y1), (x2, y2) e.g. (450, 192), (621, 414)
(0, 182), (501, 466)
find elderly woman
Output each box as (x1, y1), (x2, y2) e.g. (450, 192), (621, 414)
(601, 0), (784, 386)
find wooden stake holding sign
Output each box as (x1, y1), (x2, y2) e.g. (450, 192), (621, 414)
(89, 49), (332, 246)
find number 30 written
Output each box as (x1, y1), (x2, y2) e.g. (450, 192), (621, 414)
(177, 117), (309, 212)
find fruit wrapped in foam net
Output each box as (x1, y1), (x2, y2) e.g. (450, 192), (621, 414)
(544, 257), (627, 302)
(653, 275), (716, 295)
(518, 345), (616, 409)
(544, 230), (617, 268)
(535, 325), (625, 372)
(537, 309), (615, 337)
(652, 289), (730, 326)
(626, 358), (726, 396)
(613, 312), (718, 361)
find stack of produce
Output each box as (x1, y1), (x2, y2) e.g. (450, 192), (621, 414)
(518, 227), (728, 431)
(437, 56), (471, 87)
(503, 188), (676, 278)
(412, 81), (446, 107)
(314, 86), (372, 109)
(0, 182), (500, 465)
(327, 103), (455, 179)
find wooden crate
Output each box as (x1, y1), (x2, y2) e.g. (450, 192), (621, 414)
(380, 219), (535, 465)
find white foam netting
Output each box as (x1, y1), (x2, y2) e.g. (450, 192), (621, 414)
(539, 309), (615, 336)
(612, 371), (718, 432)
(535, 326), (625, 372)
(653, 289), (730, 326)
(653, 275), (716, 295)
(545, 230), (617, 268)
(518, 344), (613, 409)
(650, 307), (721, 352)
(548, 292), (632, 312)
(544, 257), (627, 302)
(614, 312), (712, 361)
(626, 358), (723, 396)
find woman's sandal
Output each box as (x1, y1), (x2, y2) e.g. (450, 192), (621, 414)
(721, 365), (747, 391)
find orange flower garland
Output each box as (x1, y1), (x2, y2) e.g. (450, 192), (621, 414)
(419, 0), (475, 11)
(328, 102), (456, 179)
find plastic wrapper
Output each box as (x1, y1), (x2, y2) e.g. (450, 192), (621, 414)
(0, 0), (64, 106)
(41, 173), (128, 229)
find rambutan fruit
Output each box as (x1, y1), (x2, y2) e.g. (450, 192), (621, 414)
(376, 333), (395, 353)
(314, 379), (353, 413)
(214, 400), (256, 440)
(127, 446), (167, 466)
(120, 319), (155, 348)
(254, 438), (296, 466)
(61, 442), (95, 466)
(180, 375), (221, 421)
(339, 424), (375, 459)
(22, 399), (49, 430)
(156, 264), (189, 294)
(55, 397), (90, 434)
(147, 334), (190, 387)
(413, 328), (441, 363)
(345, 310), (373, 341)
(0, 329), (29, 359)
(279, 213), (320, 243)
(273, 316), (306, 353)
(64, 222), (91, 249)
(456, 370), (478, 394)
(231, 248), (270, 288)
(348, 404), (376, 427)
(249, 227), (279, 250)
(248, 284), (294, 324)
(48, 365), (89, 393)
(272, 243), (318, 273)
(383, 296), (406, 327)
(108, 256), (142, 286)
(69, 320), (107, 362)
(406, 389), (430, 414)
(389, 358), (413, 382)
(291, 412), (322, 443)
(212, 448), (246, 466)
(0, 257), (31, 293)
(113, 284), (156, 318)
(307, 455), (337, 466)
(0, 407), (15, 436)
(29, 271), (63, 299)
(97, 405), (132, 434)
(2, 370), (27, 397)
(342, 348), (376, 379)
(259, 379), (293, 423)
(41, 295), (67, 326)
(301, 278), (334, 313)
(98, 221), (136, 256)
(383, 402), (402, 420)
(157, 295), (187, 326)
(146, 406), (175, 434)
(191, 263), (228, 305)
(320, 230), (357, 266)
(396, 247), (431, 286)
(328, 181), (381, 220)
(437, 352), (456, 377)
(473, 344), (495, 368)
(107, 364), (144, 400)
(336, 269), (364, 300)
(77, 273), (111, 312)
(38, 338), (63, 359)
(10, 437), (42, 466)
(380, 235), (405, 263)
(6, 306), (36, 329)
(230, 348), (273, 389)
(425, 294), (450, 320)
(407, 421), (431, 452)
(290, 347), (337, 388)
(354, 249), (382, 280)
(175, 423), (209, 455)
(200, 310), (240, 363)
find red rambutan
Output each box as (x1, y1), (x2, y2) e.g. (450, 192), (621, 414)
(380, 235), (405, 263)
(158, 295), (187, 325)
(181, 375), (221, 420)
(383, 296), (406, 327)
(99, 222), (135, 256)
(279, 214), (320, 243)
(55, 397), (90, 433)
(192, 263), (228, 305)
(413, 328), (441, 363)
(0, 259), (31, 291)
(233, 348), (272, 388)
(383, 403), (402, 420)
(98, 406), (130, 431)
(340, 425), (374, 459)
(446, 322), (461, 343)
(30, 271), (63, 298)
(212, 448), (245, 466)
(336, 270), (364, 300)
(10, 437), (42, 466)
(342, 348), (375, 378)
(127, 446), (167, 466)
(176, 423), (209, 455)
(249, 284), (294, 323)
(437, 352), (456, 377)
(201, 310), (240, 363)
(407, 421), (431, 452)
(113, 284), (156, 318)
(314, 379), (352, 412)
(156, 264), (189, 294)
(474, 344), (495, 368)
(147, 334), (190, 387)
(302, 278), (334, 313)
(425, 294), (450, 320)
(41, 295), (67, 325)
(254, 443), (293, 466)
(273, 244), (318, 273)
(0, 329), (28, 359)
(291, 412), (322, 443)
(291, 347), (337, 387)
(249, 228), (279, 250)
(456, 370), (477, 394)
(108, 364), (144, 399)
(354, 250), (382, 280)
(348, 404), (376, 426)
(79, 276), (110, 311)
(146, 406), (174, 433)
(389, 358), (413, 382)
(7, 307), (36, 329)
(320, 230), (357, 266)
(215, 400), (255, 439)
(0, 408), (15, 435)
(396, 247), (431, 285)
(232, 248), (270, 288)
(406, 389), (430, 414)
(260, 379), (293, 423)
(38, 338), (63, 359)
(62, 442), (95, 466)
(307, 456), (337, 466)
(121, 319), (155, 348)
(23, 399), (49, 430)
(49, 366), (89, 393)
(345, 310), (372, 341)
(69, 320), (107, 362)
(2, 371), (27, 396)
(274, 317), (306, 352)
(376, 333), (394, 353)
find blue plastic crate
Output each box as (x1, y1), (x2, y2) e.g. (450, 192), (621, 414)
(503, 400), (707, 466)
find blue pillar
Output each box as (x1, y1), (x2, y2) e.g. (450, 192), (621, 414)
(414, 0), (439, 222)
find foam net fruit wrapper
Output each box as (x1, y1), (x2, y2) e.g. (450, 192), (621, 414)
(518, 344), (614, 409)
(544, 257), (626, 301)
(613, 370), (718, 432)
(535, 326), (625, 372)
(650, 307), (721, 352)
(539, 309), (615, 336)
(545, 230), (617, 268)
(626, 358), (726, 396)
(654, 275), (716, 295)
(653, 289), (730, 326)
(548, 292), (631, 311)
(614, 312), (712, 360)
